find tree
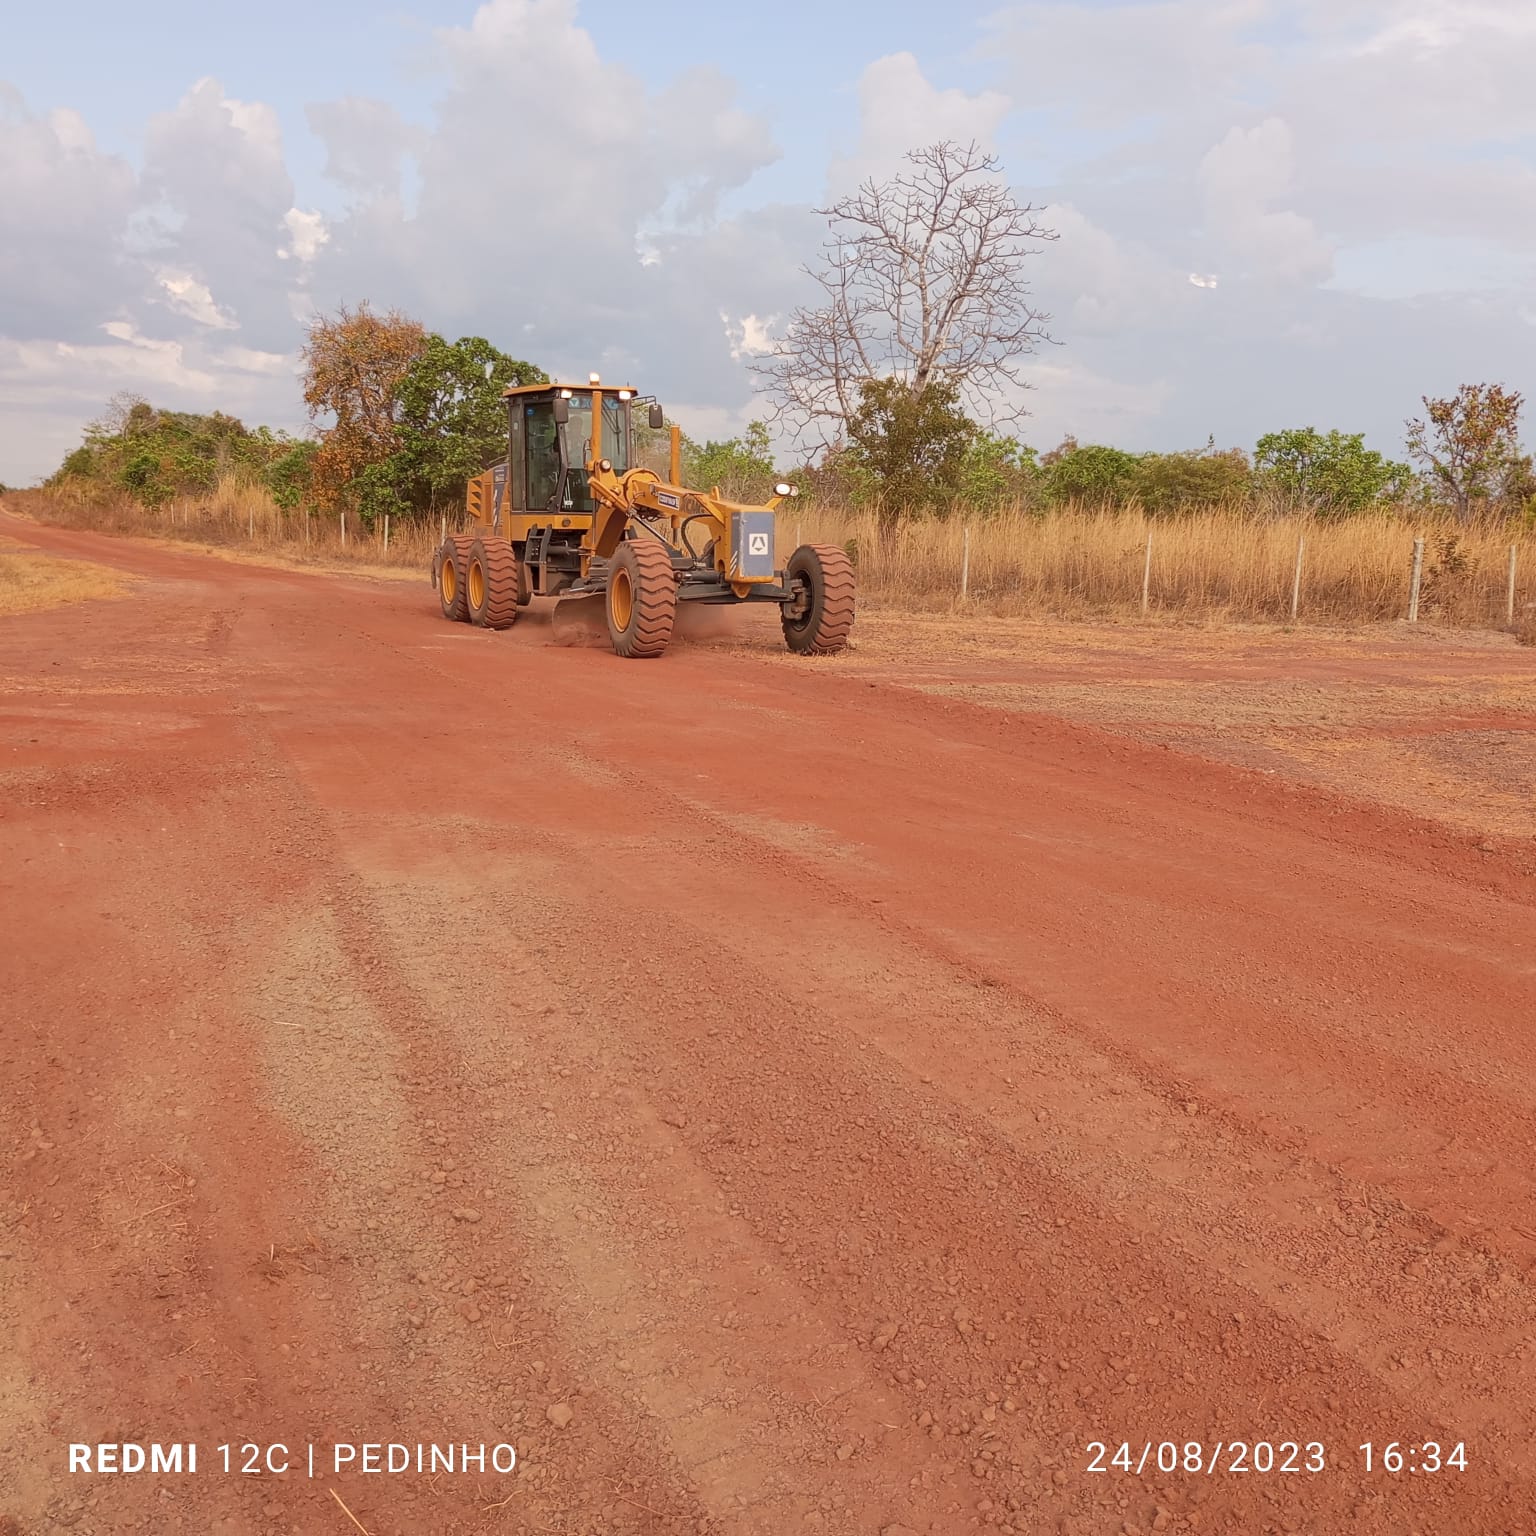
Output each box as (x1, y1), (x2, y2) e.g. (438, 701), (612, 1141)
(302, 302), (426, 511)
(1131, 446), (1252, 514)
(1041, 442), (1141, 507)
(756, 141), (1056, 454)
(1405, 383), (1531, 523)
(844, 376), (976, 519)
(359, 335), (545, 521)
(958, 431), (1040, 512)
(1255, 427), (1410, 514)
(50, 399), (313, 509)
(683, 421), (778, 502)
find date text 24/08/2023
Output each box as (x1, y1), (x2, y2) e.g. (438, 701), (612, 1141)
(1085, 1441), (1468, 1476)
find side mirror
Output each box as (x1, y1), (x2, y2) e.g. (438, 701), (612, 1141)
(647, 402), (664, 430)
(552, 398), (570, 426)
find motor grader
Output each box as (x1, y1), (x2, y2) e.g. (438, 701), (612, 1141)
(431, 377), (854, 658)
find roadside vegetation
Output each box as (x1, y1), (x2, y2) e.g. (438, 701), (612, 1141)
(22, 140), (1536, 634)
(0, 536), (125, 617)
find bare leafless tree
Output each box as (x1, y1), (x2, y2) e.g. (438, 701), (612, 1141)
(755, 141), (1056, 450)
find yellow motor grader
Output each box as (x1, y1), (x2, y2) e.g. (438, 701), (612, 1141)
(431, 377), (854, 658)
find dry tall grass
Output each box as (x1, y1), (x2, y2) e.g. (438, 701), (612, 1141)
(23, 479), (1536, 630)
(35, 478), (440, 573)
(787, 504), (1536, 628)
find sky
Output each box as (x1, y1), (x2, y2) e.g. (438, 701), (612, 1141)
(3, 0), (1535, 484)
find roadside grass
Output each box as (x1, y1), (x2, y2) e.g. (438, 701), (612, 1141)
(0, 537), (127, 617)
(19, 480), (1536, 631)
(789, 504), (1536, 629)
(29, 481), (439, 576)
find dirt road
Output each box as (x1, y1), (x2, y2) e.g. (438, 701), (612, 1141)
(3, 515), (1534, 1536)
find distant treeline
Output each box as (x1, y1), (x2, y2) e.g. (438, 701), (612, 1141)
(43, 305), (1536, 531)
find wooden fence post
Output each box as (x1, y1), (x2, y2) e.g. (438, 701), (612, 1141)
(304, 507), (310, 545)
(341, 512), (347, 550)
(384, 514), (390, 553)
(961, 525), (971, 600)
(1290, 534), (1305, 622)
(1407, 536), (1425, 623)
(440, 514), (446, 545)
(1140, 531), (1153, 616)
(1508, 545), (1518, 626)
(248, 504), (254, 541)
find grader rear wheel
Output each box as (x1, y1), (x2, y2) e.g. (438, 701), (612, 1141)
(606, 538), (676, 659)
(436, 535), (475, 622)
(467, 537), (519, 630)
(781, 543), (855, 655)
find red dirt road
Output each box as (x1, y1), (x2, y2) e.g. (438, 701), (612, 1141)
(3, 516), (1534, 1536)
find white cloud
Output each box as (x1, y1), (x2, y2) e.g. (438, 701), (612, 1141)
(305, 97), (423, 196)
(829, 52), (1010, 194)
(280, 208), (328, 264)
(308, 0), (788, 409)
(724, 312), (775, 361)
(140, 77), (301, 347)
(1043, 203), (1191, 333)
(1198, 117), (1333, 284)
(0, 86), (138, 342)
(157, 271), (238, 330)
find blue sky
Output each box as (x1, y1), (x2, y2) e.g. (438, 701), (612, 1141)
(3, 0), (1535, 483)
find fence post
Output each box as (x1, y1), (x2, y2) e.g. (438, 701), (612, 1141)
(342, 512), (347, 550)
(1508, 545), (1518, 626)
(440, 514), (446, 546)
(1140, 530), (1153, 616)
(304, 507), (310, 545)
(384, 514), (390, 553)
(795, 522), (802, 550)
(961, 525), (971, 600)
(1407, 536), (1425, 622)
(248, 504), (254, 541)
(1290, 534), (1305, 622)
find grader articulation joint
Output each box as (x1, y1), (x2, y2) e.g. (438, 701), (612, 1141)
(431, 378), (854, 659)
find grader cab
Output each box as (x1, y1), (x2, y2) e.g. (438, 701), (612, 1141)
(432, 378), (854, 658)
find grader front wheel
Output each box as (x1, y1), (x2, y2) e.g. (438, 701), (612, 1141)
(436, 535), (476, 622)
(606, 538), (676, 658)
(467, 537), (520, 630)
(781, 543), (855, 655)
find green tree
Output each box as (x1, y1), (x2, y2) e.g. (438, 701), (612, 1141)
(1131, 446), (1252, 514)
(959, 432), (1040, 511)
(1041, 441), (1141, 507)
(358, 335), (546, 522)
(844, 376), (976, 522)
(49, 396), (315, 509)
(683, 421), (778, 502)
(1255, 427), (1410, 513)
(262, 439), (319, 510)
(1406, 383), (1531, 523)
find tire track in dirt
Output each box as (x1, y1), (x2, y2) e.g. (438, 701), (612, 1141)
(335, 796), (1525, 1534)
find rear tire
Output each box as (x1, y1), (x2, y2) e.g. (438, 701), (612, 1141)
(436, 535), (475, 622)
(606, 538), (676, 659)
(467, 537), (519, 630)
(781, 543), (855, 655)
